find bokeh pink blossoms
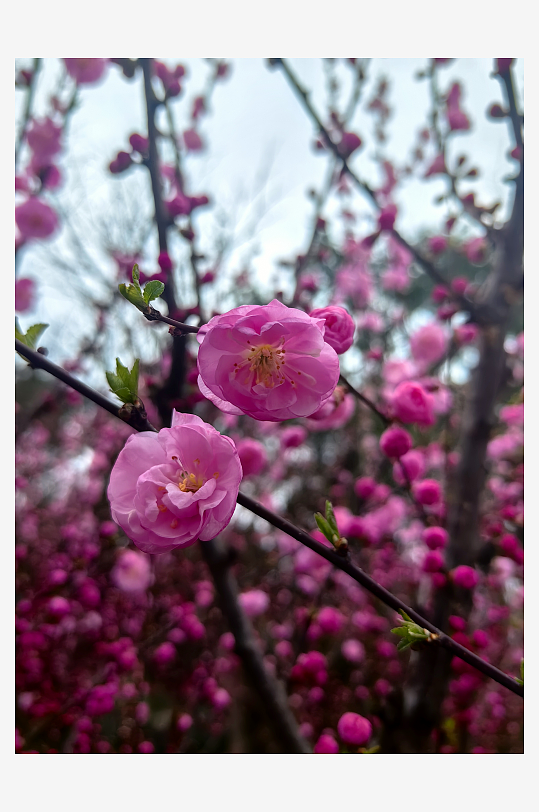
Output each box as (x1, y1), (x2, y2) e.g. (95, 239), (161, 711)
(107, 411), (242, 553)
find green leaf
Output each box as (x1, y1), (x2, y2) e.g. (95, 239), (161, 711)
(131, 263), (141, 287)
(325, 500), (339, 537)
(391, 627), (408, 638)
(143, 280), (165, 305)
(106, 358), (140, 404)
(315, 513), (333, 542)
(16, 320), (49, 359)
(118, 283), (147, 311)
(397, 639), (412, 651)
(16, 320), (49, 349)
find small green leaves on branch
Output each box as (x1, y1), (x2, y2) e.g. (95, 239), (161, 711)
(515, 659), (524, 686)
(106, 358), (140, 405)
(314, 500), (348, 554)
(118, 264), (165, 312)
(15, 319), (48, 360)
(391, 610), (440, 651)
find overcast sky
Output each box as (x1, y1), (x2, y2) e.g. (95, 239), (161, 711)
(15, 58), (523, 362)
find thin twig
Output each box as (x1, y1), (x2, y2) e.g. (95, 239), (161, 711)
(274, 58), (485, 321)
(339, 373), (390, 426)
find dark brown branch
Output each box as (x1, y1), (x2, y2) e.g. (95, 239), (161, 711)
(497, 62), (523, 151)
(139, 58), (188, 424)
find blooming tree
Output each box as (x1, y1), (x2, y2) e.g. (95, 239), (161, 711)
(15, 58), (523, 754)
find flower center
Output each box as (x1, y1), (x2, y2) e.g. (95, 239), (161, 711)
(178, 471), (205, 493)
(233, 341), (287, 389)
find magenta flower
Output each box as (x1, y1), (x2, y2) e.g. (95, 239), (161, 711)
(309, 305), (355, 354)
(379, 426), (413, 459)
(391, 381), (435, 426)
(413, 478), (442, 505)
(451, 565), (479, 590)
(16, 198), (59, 240)
(183, 128), (204, 151)
(423, 526), (449, 550)
(15, 278), (35, 313)
(314, 733), (339, 753)
(238, 589), (269, 617)
(107, 411), (243, 553)
(235, 437), (267, 476)
(27, 117), (63, 163)
(64, 58), (107, 85)
(197, 299), (340, 422)
(337, 712), (372, 746)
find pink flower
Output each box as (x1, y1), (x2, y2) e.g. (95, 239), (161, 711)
(280, 426), (307, 449)
(354, 477), (377, 500)
(392, 449), (425, 484)
(454, 324), (478, 345)
(64, 58), (107, 84)
(391, 381), (435, 426)
(235, 438), (267, 476)
(129, 133), (149, 154)
(309, 306), (355, 354)
(465, 237), (487, 264)
(422, 550), (445, 572)
(15, 278), (35, 313)
(317, 606), (344, 635)
(410, 323), (448, 367)
(183, 128), (204, 151)
(107, 411), (243, 553)
(238, 589), (269, 617)
(428, 235), (448, 254)
(379, 426), (413, 459)
(153, 641), (176, 665)
(16, 198), (59, 240)
(314, 734), (339, 753)
(451, 565), (479, 590)
(27, 117), (62, 163)
(341, 639), (365, 663)
(423, 526), (448, 550)
(338, 131), (362, 157)
(424, 153), (447, 177)
(197, 300), (340, 422)
(413, 479), (442, 505)
(337, 712), (372, 746)
(335, 264), (372, 308)
(305, 388), (355, 431)
(111, 549), (153, 592)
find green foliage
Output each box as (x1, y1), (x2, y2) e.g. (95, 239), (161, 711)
(314, 500), (345, 549)
(143, 279), (165, 305)
(515, 659), (524, 686)
(15, 319), (48, 359)
(106, 357), (140, 405)
(118, 264), (165, 312)
(391, 610), (438, 651)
